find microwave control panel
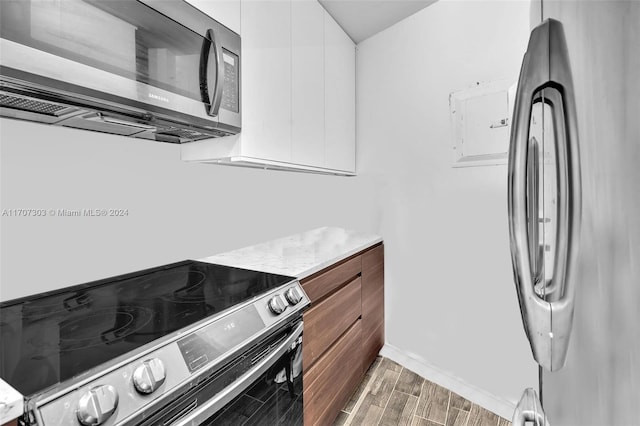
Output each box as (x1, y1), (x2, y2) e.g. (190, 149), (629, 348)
(221, 50), (239, 113)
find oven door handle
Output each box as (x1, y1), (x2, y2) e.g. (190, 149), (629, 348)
(173, 322), (304, 426)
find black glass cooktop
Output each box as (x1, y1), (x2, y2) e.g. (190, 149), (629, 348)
(0, 260), (295, 397)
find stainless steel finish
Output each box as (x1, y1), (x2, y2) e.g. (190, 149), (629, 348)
(526, 136), (542, 289)
(284, 287), (304, 305)
(0, 90), (88, 124)
(38, 334), (191, 426)
(173, 322), (304, 426)
(268, 294), (288, 315)
(538, 2), (640, 425)
(508, 18), (581, 372)
(132, 358), (166, 395)
(32, 281), (309, 426)
(531, 88), (567, 301)
(60, 112), (155, 137)
(144, 0), (241, 130)
(0, 93), (75, 117)
(76, 385), (119, 426)
(0, 0), (241, 141)
(0, 40), (210, 123)
(84, 114), (154, 130)
(512, 388), (549, 426)
(30, 278), (297, 406)
(206, 28), (225, 117)
(0, 81), (220, 143)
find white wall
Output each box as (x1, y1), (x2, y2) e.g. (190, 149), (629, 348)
(356, 0), (537, 408)
(0, 119), (378, 301)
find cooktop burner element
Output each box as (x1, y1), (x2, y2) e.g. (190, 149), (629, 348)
(60, 306), (155, 350)
(0, 260), (297, 397)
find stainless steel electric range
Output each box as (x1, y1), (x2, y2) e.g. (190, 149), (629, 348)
(0, 260), (309, 426)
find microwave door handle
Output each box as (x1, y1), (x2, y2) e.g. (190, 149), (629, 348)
(208, 28), (225, 116)
(199, 28), (225, 117)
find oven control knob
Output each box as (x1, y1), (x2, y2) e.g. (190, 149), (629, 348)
(284, 287), (303, 305)
(133, 358), (166, 394)
(76, 385), (119, 426)
(268, 295), (287, 315)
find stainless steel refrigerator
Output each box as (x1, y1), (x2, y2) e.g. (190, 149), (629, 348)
(507, 1), (639, 424)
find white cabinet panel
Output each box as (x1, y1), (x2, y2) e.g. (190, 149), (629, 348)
(240, 0), (292, 162)
(185, 0), (241, 34)
(291, 0), (325, 167)
(181, 0), (356, 175)
(324, 12), (355, 173)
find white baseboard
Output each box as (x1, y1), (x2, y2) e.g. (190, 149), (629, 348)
(379, 343), (516, 420)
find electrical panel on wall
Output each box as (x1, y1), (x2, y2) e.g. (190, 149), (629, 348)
(449, 80), (516, 167)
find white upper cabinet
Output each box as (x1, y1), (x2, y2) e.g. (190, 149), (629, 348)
(291, 0), (325, 167)
(239, 0), (292, 162)
(324, 11), (356, 173)
(181, 0), (356, 175)
(184, 0), (241, 34)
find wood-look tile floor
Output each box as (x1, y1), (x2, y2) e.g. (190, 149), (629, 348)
(334, 357), (512, 426)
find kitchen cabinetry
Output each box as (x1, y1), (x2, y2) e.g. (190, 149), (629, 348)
(304, 321), (363, 426)
(237, 0), (292, 162)
(291, 0), (325, 167)
(303, 276), (361, 369)
(324, 12), (356, 172)
(301, 243), (384, 425)
(361, 244), (385, 368)
(181, 0), (356, 175)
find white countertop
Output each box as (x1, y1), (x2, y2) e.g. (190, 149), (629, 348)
(0, 380), (22, 425)
(200, 227), (382, 279)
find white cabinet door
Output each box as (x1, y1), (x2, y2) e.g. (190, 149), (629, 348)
(291, 0), (325, 167)
(185, 0), (241, 34)
(182, 0), (356, 175)
(324, 12), (355, 173)
(240, 0), (292, 162)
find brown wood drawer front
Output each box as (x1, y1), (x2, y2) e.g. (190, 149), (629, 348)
(363, 284), (384, 334)
(301, 255), (361, 303)
(362, 322), (384, 370)
(303, 276), (361, 371)
(304, 320), (363, 426)
(362, 244), (384, 368)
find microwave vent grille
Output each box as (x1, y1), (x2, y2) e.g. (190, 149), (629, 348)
(0, 94), (70, 116)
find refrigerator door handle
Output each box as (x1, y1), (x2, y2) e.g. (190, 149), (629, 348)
(512, 388), (550, 426)
(533, 89), (569, 302)
(526, 135), (543, 290)
(508, 18), (581, 371)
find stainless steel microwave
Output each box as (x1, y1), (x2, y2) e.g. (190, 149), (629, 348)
(0, 0), (241, 143)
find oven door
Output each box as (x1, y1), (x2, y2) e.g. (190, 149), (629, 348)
(0, 0), (239, 130)
(140, 321), (304, 426)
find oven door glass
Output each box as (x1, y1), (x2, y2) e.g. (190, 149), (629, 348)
(0, 0), (209, 104)
(141, 321), (304, 426)
(207, 343), (303, 425)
